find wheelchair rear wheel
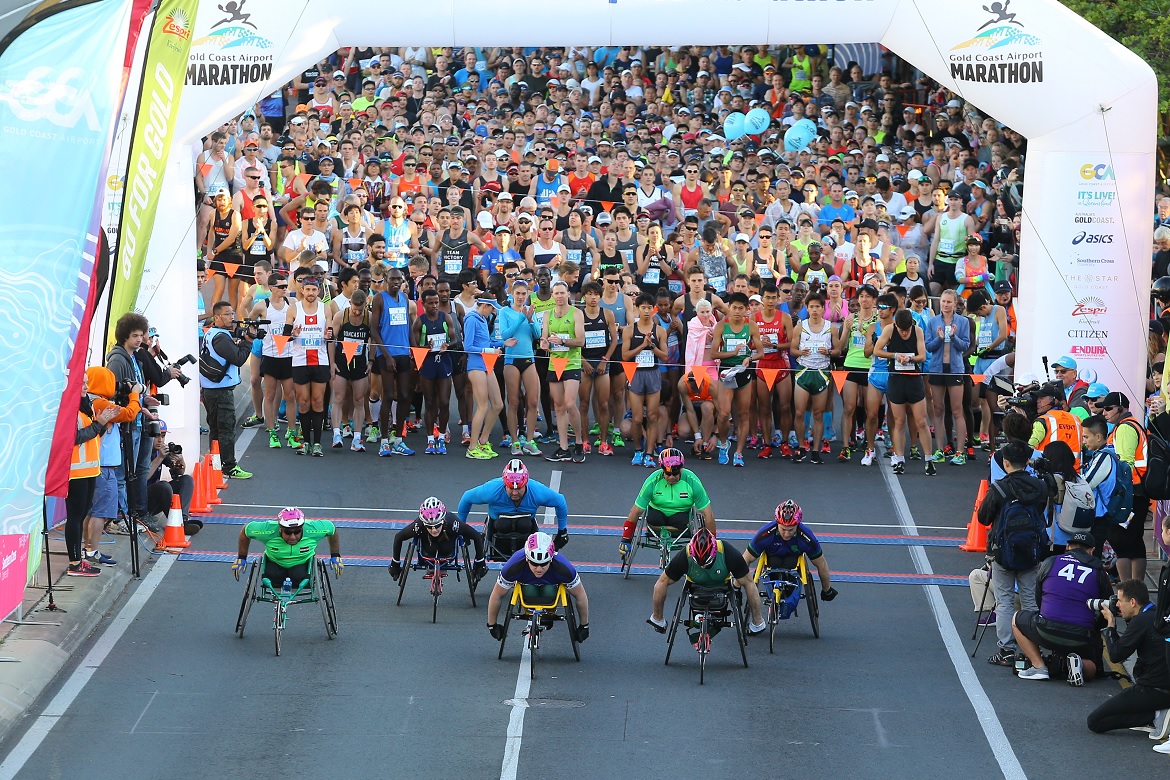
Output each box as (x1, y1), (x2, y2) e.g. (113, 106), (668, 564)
(236, 560), (259, 637)
(317, 560), (337, 639)
(664, 588), (687, 666)
(565, 599), (581, 662)
(497, 599), (514, 660)
(395, 540), (415, 606)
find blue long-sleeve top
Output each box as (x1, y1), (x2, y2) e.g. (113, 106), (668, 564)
(497, 306), (541, 360)
(923, 313), (972, 374)
(457, 477), (568, 531)
(462, 309), (501, 372)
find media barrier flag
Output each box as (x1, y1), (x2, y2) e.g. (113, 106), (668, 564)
(107, 0), (201, 341)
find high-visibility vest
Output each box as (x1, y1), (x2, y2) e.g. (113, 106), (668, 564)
(70, 411), (101, 479)
(1038, 409), (1081, 467)
(1107, 417), (1147, 483)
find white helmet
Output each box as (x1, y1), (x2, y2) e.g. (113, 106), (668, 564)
(524, 532), (555, 566)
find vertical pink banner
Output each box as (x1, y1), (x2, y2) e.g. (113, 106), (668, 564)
(0, 534), (30, 620)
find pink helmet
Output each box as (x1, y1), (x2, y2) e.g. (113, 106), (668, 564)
(277, 507), (305, 527)
(502, 458), (529, 488)
(776, 500), (802, 526)
(419, 497), (446, 527)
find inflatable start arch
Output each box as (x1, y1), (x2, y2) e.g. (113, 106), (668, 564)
(129, 0), (1155, 455)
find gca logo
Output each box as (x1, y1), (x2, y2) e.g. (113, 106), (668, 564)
(0, 66), (99, 131)
(1072, 232), (1113, 245)
(1079, 164), (1115, 181)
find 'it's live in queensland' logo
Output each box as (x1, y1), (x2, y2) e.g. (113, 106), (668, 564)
(186, 0), (274, 87)
(949, 1), (1044, 84)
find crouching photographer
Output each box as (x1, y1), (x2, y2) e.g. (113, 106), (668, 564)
(1012, 531), (1111, 684)
(147, 420), (199, 536)
(1086, 579), (1170, 736)
(200, 301), (263, 480)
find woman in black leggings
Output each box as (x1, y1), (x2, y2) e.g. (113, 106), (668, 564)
(65, 387), (117, 576)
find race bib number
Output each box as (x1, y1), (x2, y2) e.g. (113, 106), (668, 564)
(585, 330), (607, 349)
(756, 264), (773, 278)
(711, 276), (727, 293)
(566, 249), (582, 264)
(534, 311), (547, 331)
(667, 279), (684, 294)
(347, 249), (364, 264)
(428, 333), (447, 351)
(894, 355), (914, 371)
(636, 349), (656, 367)
(249, 240), (267, 256)
(939, 239), (955, 255)
(444, 253), (462, 274)
(642, 267), (661, 285)
(763, 333), (779, 354)
(387, 251), (407, 269)
(620, 249), (634, 264)
(388, 308), (408, 326)
(978, 328), (994, 349)
(301, 335), (323, 347)
(549, 342), (569, 353)
(725, 337), (747, 355)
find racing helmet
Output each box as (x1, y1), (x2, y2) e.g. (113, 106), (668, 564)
(776, 500), (802, 526)
(660, 447), (685, 476)
(277, 507), (305, 528)
(524, 532), (555, 565)
(688, 527), (718, 568)
(502, 458), (529, 488)
(1153, 276), (1170, 303)
(419, 497), (446, 527)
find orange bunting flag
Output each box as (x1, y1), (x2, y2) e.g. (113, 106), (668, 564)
(831, 370), (848, 393)
(411, 346), (429, 370)
(622, 361), (638, 383)
(550, 357), (568, 379)
(601, 201), (615, 213)
(294, 173), (312, 188)
(272, 334), (290, 355)
(348, 178), (362, 190)
(549, 196), (560, 209)
(481, 350), (499, 373)
(341, 340), (359, 365)
(760, 367), (780, 390)
(971, 373), (985, 384)
(221, 262), (240, 279)
(198, 163), (212, 178)
(896, 225), (909, 237)
(754, 214), (764, 225)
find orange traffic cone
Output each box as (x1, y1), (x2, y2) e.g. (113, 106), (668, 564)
(204, 454), (222, 505)
(190, 462), (211, 515)
(157, 493), (190, 550)
(960, 479), (990, 552)
(210, 440), (228, 490)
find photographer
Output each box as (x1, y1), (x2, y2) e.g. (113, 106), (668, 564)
(1012, 532), (1111, 684)
(199, 301), (259, 479)
(105, 313), (158, 525)
(1025, 381), (1082, 466)
(977, 440), (1049, 667)
(136, 327), (192, 391)
(1086, 579), (1170, 734)
(147, 420), (199, 536)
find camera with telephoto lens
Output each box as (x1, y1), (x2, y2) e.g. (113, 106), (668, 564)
(1087, 595), (1120, 616)
(162, 442), (184, 479)
(233, 318), (270, 340)
(147, 327), (196, 387)
(1006, 388), (1039, 419)
(113, 378), (136, 407)
(144, 418), (162, 438)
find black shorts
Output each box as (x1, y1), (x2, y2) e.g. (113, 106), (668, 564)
(1015, 609), (1100, 662)
(373, 353), (412, 375)
(609, 356), (626, 377)
(260, 355), (293, 380)
(724, 370), (752, 390)
(845, 369), (869, 387)
(550, 368), (581, 382)
(335, 361), (370, 381)
(930, 259), (958, 286)
(451, 352), (468, 376)
(886, 373), (926, 405)
(645, 507), (692, 532)
(1106, 497), (1149, 559)
(292, 364), (330, 384)
(506, 357), (535, 375)
(928, 370), (966, 387)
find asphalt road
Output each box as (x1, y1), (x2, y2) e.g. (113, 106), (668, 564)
(2, 424), (1166, 780)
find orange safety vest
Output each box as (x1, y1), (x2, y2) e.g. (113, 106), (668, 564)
(1107, 417), (1147, 483)
(1037, 409), (1081, 468)
(70, 411), (101, 479)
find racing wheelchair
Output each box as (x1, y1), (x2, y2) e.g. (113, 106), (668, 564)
(235, 555), (337, 656)
(620, 508), (700, 577)
(394, 535), (479, 622)
(664, 580), (749, 684)
(497, 583), (582, 679)
(753, 551), (820, 653)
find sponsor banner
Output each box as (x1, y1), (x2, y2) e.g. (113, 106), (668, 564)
(0, 0), (130, 537)
(106, 0), (200, 341)
(0, 534), (30, 621)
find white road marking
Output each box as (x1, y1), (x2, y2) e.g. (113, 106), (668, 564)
(0, 556), (175, 780)
(879, 460), (1026, 779)
(499, 469), (559, 780)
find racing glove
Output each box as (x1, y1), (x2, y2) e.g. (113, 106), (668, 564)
(330, 555), (344, 577)
(488, 623), (506, 641)
(473, 558), (488, 578)
(574, 623), (590, 643)
(821, 586), (838, 602)
(618, 539), (632, 560)
(231, 557), (247, 581)
(553, 529), (569, 550)
(388, 559), (403, 579)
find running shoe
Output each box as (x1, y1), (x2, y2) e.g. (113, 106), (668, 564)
(950, 453), (967, 466)
(943, 444), (956, 458)
(644, 453), (656, 468)
(892, 460), (905, 475)
(931, 449), (946, 462)
(268, 430), (281, 449)
(461, 429), (472, 446)
(366, 425), (380, 443)
(820, 439), (831, 454)
(979, 434), (992, 451)
(482, 443), (499, 458)
(226, 465), (253, 479)
(572, 444), (586, 463)
(500, 435), (513, 449)
(837, 447), (851, 463)
(746, 435), (760, 450)
(332, 431), (344, 448)
(792, 447), (806, 463)
(908, 446), (922, 460)
(311, 443), (323, 457)
(732, 453), (745, 467)
(1066, 653), (1084, 687)
(966, 445), (976, 460)
(788, 432), (799, 449)
(599, 442), (614, 456)
(779, 443), (793, 459)
(925, 460), (937, 476)
(546, 448), (573, 463)
(521, 437), (542, 456)
(86, 549), (117, 567)
(589, 422), (601, 436)
(435, 439), (447, 455)
(391, 439), (415, 456)
(342, 424), (353, 439)
(379, 440), (394, 457)
(612, 432), (626, 448)
(466, 444), (492, 460)
(861, 448), (875, 466)
(717, 443), (730, 465)
(240, 414), (264, 429)
(771, 432), (784, 448)
(351, 441), (365, 452)
(581, 441), (592, 454)
(66, 561), (101, 577)
(1018, 666), (1049, 681)
(810, 452), (823, 465)
(426, 441), (438, 455)
(631, 451), (645, 466)
(758, 445), (774, 459)
(287, 431), (302, 449)
(510, 442), (522, 456)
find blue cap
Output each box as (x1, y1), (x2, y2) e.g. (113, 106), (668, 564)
(158, 420), (168, 433)
(1085, 382), (1110, 399)
(1051, 355), (1077, 370)
(475, 297), (502, 310)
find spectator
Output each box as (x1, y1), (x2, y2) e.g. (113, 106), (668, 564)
(1099, 392), (1150, 582)
(199, 300), (259, 479)
(65, 371), (121, 576)
(105, 313), (154, 525)
(82, 366), (141, 569)
(146, 420), (199, 536)
(1080, 415), (1121, 559)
